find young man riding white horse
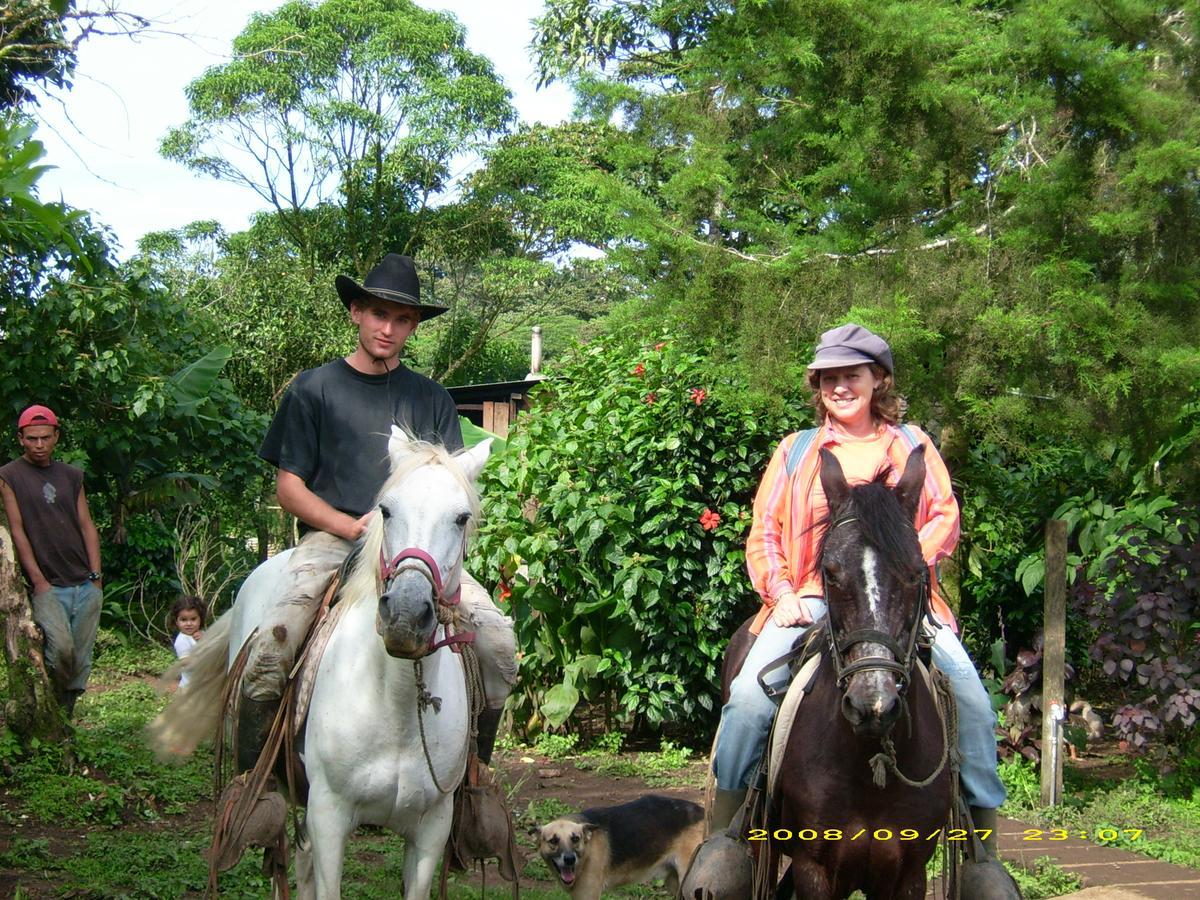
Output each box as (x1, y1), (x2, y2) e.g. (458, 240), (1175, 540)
(242, 253), (516, 778)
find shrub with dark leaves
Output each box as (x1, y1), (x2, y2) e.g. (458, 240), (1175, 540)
(1073, 527), (1200, 752)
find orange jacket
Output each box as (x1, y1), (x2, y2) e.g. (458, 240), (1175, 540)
(745, 422), (959, 635)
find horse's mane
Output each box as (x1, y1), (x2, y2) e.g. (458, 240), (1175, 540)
(341, 439), (482, 606)
(813, 467), (922, 584)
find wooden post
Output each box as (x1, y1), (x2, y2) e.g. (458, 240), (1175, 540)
(1041, 519), (1068, 806)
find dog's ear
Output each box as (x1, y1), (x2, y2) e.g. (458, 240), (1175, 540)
(581, 822), (599, 841)
(528, 823), (543, 838)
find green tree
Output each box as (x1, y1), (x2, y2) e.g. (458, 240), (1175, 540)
(0, 1), (148, 107)
(533, 0), (1200, 458)
(160, 0), (514, 274)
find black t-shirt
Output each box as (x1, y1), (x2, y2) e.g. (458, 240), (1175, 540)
(258, 360), (465, 520)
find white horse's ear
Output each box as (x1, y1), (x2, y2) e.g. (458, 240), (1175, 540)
(458, 438), (493, 482)
(389, 424), (416, 467)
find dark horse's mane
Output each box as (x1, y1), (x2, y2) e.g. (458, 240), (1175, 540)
(813, 467), (922, 585)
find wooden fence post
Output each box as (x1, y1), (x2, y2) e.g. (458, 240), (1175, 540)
(1041, 519), (1068, 806)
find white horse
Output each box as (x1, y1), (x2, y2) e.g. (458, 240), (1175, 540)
(151, 430), (492, 898)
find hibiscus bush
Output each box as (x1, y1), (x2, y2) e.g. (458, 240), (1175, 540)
(472, 334), (804, 736)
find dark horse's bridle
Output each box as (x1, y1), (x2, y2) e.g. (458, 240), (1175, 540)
(823, 514), (932, 695)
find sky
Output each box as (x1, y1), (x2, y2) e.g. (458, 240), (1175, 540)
(33, 0), (575, 257)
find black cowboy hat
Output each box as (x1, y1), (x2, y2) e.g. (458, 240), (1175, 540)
(335, 253), (449, 321)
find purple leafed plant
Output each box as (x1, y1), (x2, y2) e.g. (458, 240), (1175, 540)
(1073, 528), (1200, 752)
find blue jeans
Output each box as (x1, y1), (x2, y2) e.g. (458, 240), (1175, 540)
(712, 598), (1007, 809)
(31, 582), (103, 694)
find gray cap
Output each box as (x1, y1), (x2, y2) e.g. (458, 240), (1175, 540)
(807, 323), (894, 375)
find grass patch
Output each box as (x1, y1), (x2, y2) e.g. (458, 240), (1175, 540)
(1007, 856), (1083, 899)
(532, 732), (580, 758)
(91, 628), (176, 677)
(4, 679), (213, 825)
(1000, 755), (1200, 869)
(575, 739), (701, 787)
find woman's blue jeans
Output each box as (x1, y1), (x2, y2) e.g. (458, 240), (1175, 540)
(712, 598), (1007, 809)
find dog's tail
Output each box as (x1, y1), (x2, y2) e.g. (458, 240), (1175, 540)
(146, 612), (232, 760)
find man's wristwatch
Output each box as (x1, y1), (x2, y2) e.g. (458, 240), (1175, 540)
(87, 571), (102, 582)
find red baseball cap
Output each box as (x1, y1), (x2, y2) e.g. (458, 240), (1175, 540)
(17, 405), (59, 430)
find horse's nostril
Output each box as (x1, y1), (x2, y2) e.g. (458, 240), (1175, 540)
(841, 693), (863, 724)
(417, 601), (435, 633)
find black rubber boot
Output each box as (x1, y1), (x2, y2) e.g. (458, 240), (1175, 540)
(709, 788), (747, 835)
(236, 697), (280, 774)
(970, 806), (1001, 858)
(476, 706), (504, 765)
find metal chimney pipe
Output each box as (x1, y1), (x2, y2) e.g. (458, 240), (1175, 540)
(528, 326), (544, 379)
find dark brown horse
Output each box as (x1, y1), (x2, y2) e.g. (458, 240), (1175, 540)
(723, 446), (952, 900)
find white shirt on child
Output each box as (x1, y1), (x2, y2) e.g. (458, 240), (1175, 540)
(174, 632), (198, 688)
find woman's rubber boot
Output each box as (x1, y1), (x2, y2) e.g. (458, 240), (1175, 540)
(682, 789), (754, 899)
(970, 806), (1001, 858)
(961, 806), (1022, 899)
(709, 788), (747, 835)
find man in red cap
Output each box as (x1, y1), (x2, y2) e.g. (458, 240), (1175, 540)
(0, 405), (103, 717)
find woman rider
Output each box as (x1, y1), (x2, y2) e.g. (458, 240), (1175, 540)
(709, 323), (1007, 858)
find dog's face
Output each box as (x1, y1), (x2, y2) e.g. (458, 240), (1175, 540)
(534, 818), (598, 889)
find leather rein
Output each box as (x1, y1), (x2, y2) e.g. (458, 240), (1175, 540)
(379, 546), (475, 653)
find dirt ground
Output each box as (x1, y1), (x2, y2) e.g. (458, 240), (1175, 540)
(0, 739), (709, 898)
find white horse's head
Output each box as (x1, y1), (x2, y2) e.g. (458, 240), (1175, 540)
(343, 426), (492, 659)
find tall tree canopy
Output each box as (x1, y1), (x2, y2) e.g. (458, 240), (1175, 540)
(534, 0), (1200, 460)
(160, 0), (515, 274)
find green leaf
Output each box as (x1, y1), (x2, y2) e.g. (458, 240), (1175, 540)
(540, 682), (580, 729)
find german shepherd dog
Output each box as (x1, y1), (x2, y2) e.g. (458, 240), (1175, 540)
(534, 794), (704, 899)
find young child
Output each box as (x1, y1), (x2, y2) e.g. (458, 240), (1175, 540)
(169, 595), (207, 689)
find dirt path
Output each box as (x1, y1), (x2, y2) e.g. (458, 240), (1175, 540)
(502, 754), (1200, 899)
(3, 738), (1198, 897)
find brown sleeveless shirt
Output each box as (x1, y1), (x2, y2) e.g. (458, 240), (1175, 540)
(0, 458), (90, 586)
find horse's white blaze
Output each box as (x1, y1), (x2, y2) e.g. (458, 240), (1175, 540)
(862, 546), (882, 620)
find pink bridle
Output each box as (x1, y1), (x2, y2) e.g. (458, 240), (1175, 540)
(379, 546), (473, 652)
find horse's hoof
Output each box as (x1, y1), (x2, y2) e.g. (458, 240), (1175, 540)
(678, 831), (754, 900)
(960, 857), (1023, 899)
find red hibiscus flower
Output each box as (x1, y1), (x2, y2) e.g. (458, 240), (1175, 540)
(644, 392), (657, 404)
(498, 581), (512, 602)
(689, 388), (707, 405)
(633, 363), (646, 377)
(699, 508), (721, 531)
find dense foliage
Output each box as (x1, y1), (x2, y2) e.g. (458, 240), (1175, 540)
(533, 0), (1200, 457)
(472, 334), (804, 734)
(0, 119), (265, 640)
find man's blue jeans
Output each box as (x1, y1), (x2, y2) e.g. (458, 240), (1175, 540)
(712, 598), (1007, 809)
(32, 581), (103, 694)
